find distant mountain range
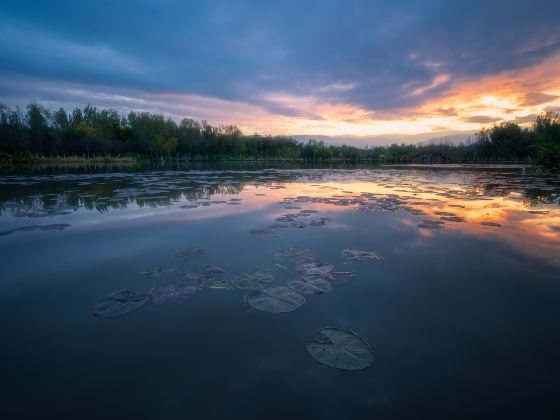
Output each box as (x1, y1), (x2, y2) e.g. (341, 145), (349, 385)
(290, 131), (477, 147)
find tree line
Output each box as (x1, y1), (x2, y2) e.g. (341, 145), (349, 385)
(0, 103), (558, 168)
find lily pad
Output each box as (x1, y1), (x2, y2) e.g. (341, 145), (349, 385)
(480, 221), (501, 227)
(247, 286), (306, 313)
(440, 215), (465, 222)
(205, 265), (226, 276)
(149, 282), (198, 306)
(232, 269), (274, 290)
(306, 327), (374, 371)
(417, 219), (445, 229)
(296, 260), (334, 275)
(275, 246), (315, 262)
(288, 276), (332, 295)
(200, 278), (233, 289)
(309, 217), (332, 226)
(249, 226), (281, 238)
(93, 290), (149, 318)
(139, 266), (176, 279)
(341, 249), (383, 262)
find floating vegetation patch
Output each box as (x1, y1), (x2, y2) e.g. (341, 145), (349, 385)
(0, 223), (71, 236)
(306, 327), (374, 371)
(247, 286), (306, 313)
(139, 266), (176, 279)
(249, 226), (281, 239)
(417, 219), (445, 229)
(232, 269), (274, 290)
(480, 221), (502, 227)
(329, 272), (355, 287)
(290, 221), (308, 229)
(275, 246), (315, 262)
(204, 265), (226, 276)
(309, 217), (333, 226)
(149, 282), (198, 306)
(434, 211), (457, 217)
(440, 216), (465, 222)
(93, 290), (149, 318)
(173, 248), (207, 261)
(296, 260), (334, 275)
(341, 249), (383, 262)
(288, 276), (332, 295)
(200, 278), (233, 290)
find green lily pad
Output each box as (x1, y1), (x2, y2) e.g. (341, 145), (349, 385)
(480, 221), (501, 227)
(232, 269), (274, 290)
(341, 249), (383, 262)
(247, 286), (305, 313)
(200, 278), (233, 290)
(93, 290), (149, 318)
(139, 266), (176, 279)
(417, 219), (445, 229)
(288, 276), (332, 295)
(296, 260), (334, 275)
(149, 282), (198, 306)
(274, 246), (315, 262)
(306, 327), (374, 371)
(205, 265), (226, 276)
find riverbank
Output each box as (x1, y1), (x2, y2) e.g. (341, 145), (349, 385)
(0, 154), (139, 165)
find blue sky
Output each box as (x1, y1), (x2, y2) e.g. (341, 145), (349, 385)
(1, 0), (560, 137)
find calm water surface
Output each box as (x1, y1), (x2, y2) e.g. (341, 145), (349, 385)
(1, 166), (559, 419)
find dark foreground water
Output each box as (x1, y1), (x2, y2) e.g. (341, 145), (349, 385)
(1, 165), (559, 419)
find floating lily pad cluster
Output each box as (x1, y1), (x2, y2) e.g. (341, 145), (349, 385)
(249, 207), (333, 238)
(94, 248), (226, 316)
(81, 168), (558, 373)
(417, 219), (445, 229)
(341, 249), (383, 262)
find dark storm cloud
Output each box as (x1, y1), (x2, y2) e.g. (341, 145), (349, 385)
(1, 0), (559, 116)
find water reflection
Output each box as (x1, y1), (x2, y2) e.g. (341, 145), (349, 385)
(1, 167), (559, 265)
(1, 166), (560, 418)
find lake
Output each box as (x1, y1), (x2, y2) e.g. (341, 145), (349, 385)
(1, 164), (559, 419)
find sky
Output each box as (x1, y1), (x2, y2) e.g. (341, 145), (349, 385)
(1, 0), (560, 140)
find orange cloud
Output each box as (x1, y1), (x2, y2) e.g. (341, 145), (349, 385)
(238, 52), (560, 136)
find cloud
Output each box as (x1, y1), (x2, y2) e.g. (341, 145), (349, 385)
(463, 116), (501, 124)
(513, 114), (539, 124)
(1, 0), (560, 136)
(521, 91), (559, 106)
